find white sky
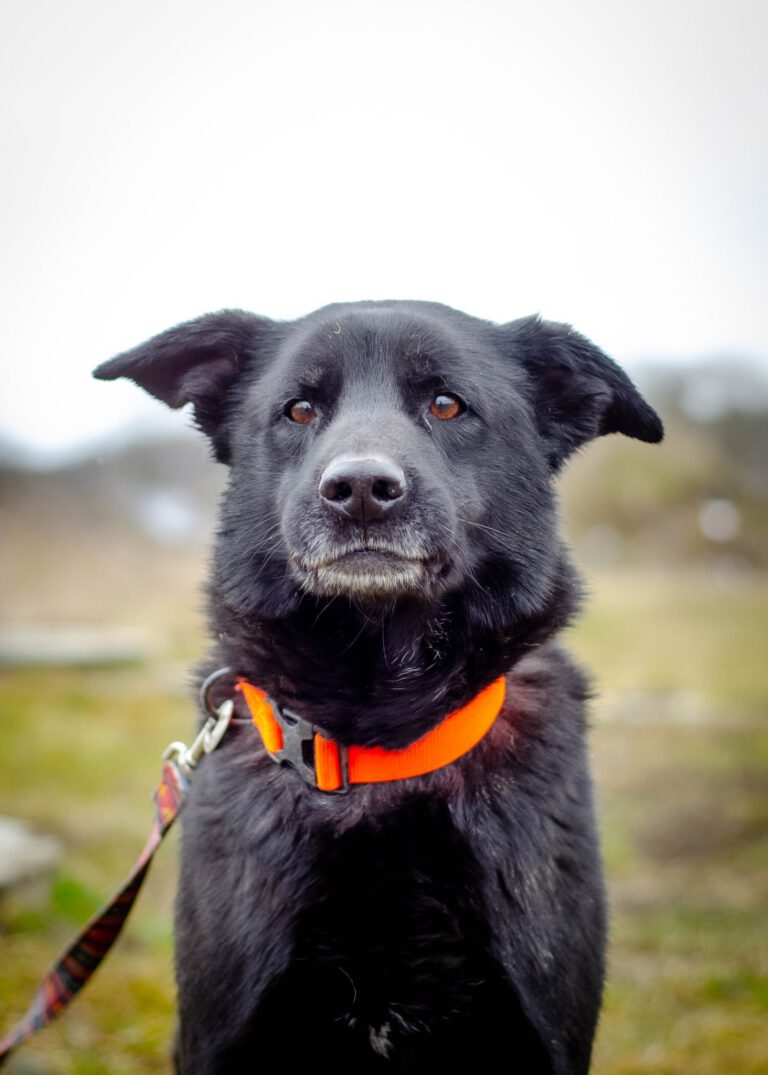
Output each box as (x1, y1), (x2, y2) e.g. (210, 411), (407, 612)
(1, 0), (766, 460)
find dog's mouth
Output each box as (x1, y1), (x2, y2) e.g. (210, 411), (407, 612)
(291, 545), (448, 600)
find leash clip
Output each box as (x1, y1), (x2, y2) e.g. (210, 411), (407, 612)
(163, 667), (235, 776)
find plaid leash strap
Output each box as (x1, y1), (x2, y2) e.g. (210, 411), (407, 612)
(0, 758), (189, 1063)
(0, 670), (234, 1064)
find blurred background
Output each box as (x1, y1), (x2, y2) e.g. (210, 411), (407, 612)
(1, 0), (766, 1071)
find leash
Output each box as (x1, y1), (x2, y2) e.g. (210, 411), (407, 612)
(0, 669), (235, 1064)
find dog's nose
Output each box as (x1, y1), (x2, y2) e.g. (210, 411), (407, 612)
(319, 456), (407, 521)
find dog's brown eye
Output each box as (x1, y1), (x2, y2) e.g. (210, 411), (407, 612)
(286, 400), (317, 424)
(429, 393), (464, 420)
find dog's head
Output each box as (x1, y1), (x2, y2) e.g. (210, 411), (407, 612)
(95, 301), (662, 631)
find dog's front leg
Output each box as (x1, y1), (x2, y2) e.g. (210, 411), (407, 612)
(171, 759), (321, 1074)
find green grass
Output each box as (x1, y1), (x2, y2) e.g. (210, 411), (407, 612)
(1, 568), (766, 1072)
(591, 721), (768, 1074)
(569, 569), (768, 714)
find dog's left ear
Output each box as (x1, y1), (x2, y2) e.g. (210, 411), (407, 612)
(500, 315), (663, 469)
(93, 310), (273, 462)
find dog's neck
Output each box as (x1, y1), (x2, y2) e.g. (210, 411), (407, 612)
(209, 558), (579, 749)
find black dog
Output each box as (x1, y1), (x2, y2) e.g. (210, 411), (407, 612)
(95, 301), (662, 1074)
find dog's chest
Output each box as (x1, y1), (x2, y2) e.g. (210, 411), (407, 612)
(254, 793), (535, 1062)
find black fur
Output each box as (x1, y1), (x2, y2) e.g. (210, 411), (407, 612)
(94, 300), (662, 1074)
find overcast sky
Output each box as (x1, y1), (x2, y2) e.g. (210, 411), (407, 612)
(1, 0), (766, 461)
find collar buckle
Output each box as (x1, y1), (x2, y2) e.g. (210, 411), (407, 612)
(266, 700), (349, 793)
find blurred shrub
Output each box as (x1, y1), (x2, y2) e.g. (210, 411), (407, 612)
(560, 359), (768, 569)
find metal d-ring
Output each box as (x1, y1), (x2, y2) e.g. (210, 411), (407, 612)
(200, 666), (234, 718)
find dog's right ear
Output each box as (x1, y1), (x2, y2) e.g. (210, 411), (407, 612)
(93, 310), (273, 462)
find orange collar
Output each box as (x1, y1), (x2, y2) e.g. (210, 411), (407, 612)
(238, 677), (506, 793)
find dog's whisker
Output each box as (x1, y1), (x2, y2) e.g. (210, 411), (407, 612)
(337, 965), (358, 1008)
(311, 594), (339, 631)
(456, 516), (509, 540)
